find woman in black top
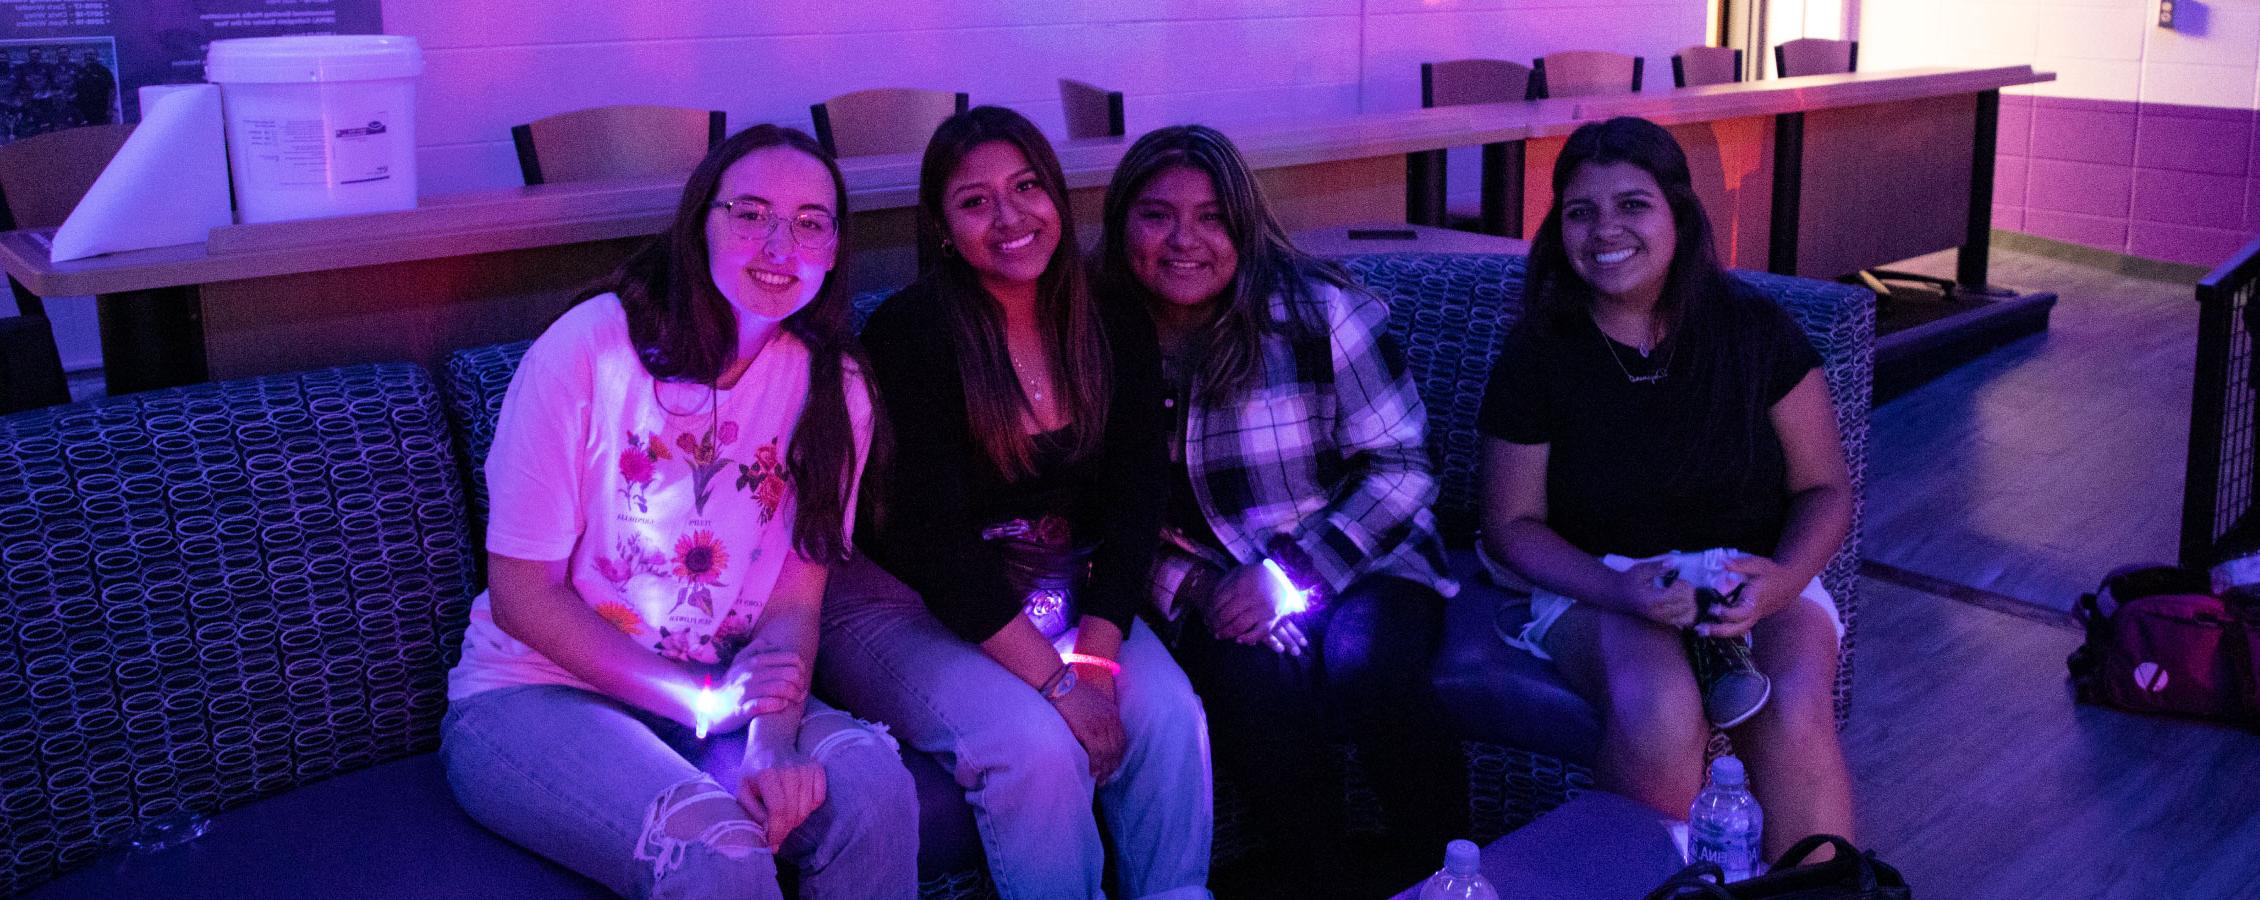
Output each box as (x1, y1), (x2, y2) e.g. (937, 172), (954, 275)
(814, 106), (1213, 900)
(1478, 117), (1854, 860)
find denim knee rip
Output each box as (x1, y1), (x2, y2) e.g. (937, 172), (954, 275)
(634, 777), (769, 881)
(801, 708), (900, 760)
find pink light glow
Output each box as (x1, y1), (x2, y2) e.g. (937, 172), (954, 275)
(687, 675), (743, 739)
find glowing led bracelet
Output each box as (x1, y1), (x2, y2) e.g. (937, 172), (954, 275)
(1060, 652), (1122, 676)
(692, 676), (740, 740)
(1262, 558), (1310, 616)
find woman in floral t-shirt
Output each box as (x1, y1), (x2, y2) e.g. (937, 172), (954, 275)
(441, 125), (916, 899)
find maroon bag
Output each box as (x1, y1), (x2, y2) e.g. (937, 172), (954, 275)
(2068, 565), (2260, 729)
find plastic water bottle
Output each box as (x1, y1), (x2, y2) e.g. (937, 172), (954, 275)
(1689, 756), (1764, 882)
(1417, 838), (1499, 900)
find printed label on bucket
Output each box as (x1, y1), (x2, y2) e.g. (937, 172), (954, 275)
(235, 115), (331, 188)
(232, 106), (393, 189)
(331, 115), (394, 185)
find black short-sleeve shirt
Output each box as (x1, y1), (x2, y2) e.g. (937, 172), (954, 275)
(1477, 283), (1823, 558)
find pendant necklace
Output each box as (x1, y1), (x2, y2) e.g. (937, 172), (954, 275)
(1594, 318), (1672, 385)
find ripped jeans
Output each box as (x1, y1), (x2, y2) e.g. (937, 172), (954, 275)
(441, 684), (919, 900)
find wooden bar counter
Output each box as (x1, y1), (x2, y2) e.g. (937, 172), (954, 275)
(0, 66), (2046, 387)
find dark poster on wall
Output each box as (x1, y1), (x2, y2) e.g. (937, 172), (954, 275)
(0, 0), (382, 144)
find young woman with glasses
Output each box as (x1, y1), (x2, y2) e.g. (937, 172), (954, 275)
(440, 124), (918, 899)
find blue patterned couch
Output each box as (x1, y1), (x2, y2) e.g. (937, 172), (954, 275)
(0, 252), (1868, 899)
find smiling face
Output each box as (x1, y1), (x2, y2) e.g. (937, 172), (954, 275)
(1558, 161), (1677, 309)
(941, 140), (1062, 295)
(1125, 165), (1239, 315)
(704, 147), (838, 324)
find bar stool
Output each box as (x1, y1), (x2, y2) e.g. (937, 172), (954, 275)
(1421, 59), (1540, 237)
(0, 122), (137, 410)
(1531, 50), (1644, 99)
(1775, 38), (1857, 77)
(511, 105), (727, 185)
(810, 89), (969, 158)
(1672, 46), (1745, 87)
(1058, 79), (1125, 140)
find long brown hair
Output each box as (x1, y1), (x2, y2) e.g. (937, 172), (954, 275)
(1095, 124), (1340, 406)
(914, 106), (1110, 479)
(583, 123), (883, 561)
(1525, 116), (1772, 490)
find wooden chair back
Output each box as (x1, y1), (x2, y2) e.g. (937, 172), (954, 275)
(511, 105), (725, 186)
(1672, 46), (1745, 88)
(811, 89), (969, 158)
(1058, 79), (1125, 140)
(0, 122), (137, 231)
(1532, 51), (1645, 99)
(1776, 38), (1858, 77)
(1421, 59), (1541, 106)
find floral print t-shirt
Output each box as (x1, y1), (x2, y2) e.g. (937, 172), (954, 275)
(447, 294), (873, 702)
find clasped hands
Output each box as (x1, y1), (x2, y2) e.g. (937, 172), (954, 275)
(1191, 562), (1312, 656)
(682, 645), (824, 853)
(1612, 554), (1798, 639)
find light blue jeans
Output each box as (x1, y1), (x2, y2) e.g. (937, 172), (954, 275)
(441, 684), (919, 900)
(816, 556), (1214, 900)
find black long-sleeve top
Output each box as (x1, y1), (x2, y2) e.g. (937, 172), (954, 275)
(854, 278), (1166, 645)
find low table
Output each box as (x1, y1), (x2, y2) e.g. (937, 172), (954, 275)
(1293, 223), (1531, 258)
(1389, 790), (1687, 899)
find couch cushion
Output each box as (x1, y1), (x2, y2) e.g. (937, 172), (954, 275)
(1339, 253), (1527, 544)
(23, 754), (608, 900)
(23, 747), (981, 900)
(1431, 550), (1600, 763)
(0, 364), (478, 895)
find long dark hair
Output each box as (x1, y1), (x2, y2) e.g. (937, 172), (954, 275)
(1096, 124), (1344, 406)
(583, 123), (881, 562)
(914, 105), (1109, 480)
(1525, 116), (1776, 487)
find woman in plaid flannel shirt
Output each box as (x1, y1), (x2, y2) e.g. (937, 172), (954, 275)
(1095, 124), (1465, 895)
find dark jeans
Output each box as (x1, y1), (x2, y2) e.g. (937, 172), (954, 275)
(1160, 575), (1462, 894)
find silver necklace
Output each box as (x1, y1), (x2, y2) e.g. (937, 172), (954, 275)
(1011, 355), (1047, 403)
(1594, 319), (1671, 385)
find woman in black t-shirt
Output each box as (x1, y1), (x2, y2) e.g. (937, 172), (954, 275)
(1477, 117), (1854, 860)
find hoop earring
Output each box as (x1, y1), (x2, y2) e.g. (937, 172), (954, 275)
(939, 238), (957, 257)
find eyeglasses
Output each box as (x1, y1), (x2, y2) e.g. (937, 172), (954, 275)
(710, 199), (839, 251)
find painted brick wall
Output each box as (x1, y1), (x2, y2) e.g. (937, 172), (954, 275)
(1865, 0), (2260, 268)
(28, 1), (1709, 374)
(383, 0), (1707, 195)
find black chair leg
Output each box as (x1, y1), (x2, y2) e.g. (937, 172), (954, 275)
(0, 314), (70, 413)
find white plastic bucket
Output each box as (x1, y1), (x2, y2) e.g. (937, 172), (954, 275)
(205, 35), (424, 224)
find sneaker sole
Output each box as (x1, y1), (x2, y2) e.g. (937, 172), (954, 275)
(1708, 677), (1772, 730)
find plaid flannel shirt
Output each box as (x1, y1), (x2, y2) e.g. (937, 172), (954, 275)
(1151, 279), (1456, 618)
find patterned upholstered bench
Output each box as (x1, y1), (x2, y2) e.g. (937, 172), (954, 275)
(0, 251), (1866, 899)
(0, 364), (610, 899)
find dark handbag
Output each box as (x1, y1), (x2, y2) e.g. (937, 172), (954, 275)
(2067, 565), (2260, 729)
(1644, 835), (1910, 899)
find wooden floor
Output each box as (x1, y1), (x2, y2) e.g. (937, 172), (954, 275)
(1833, 248), (2260, 897)
(1848, 577), (2260, 900)
(1864, 247), (2196, 613)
